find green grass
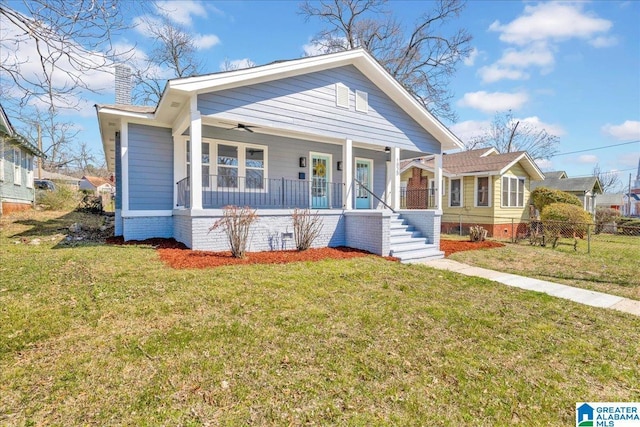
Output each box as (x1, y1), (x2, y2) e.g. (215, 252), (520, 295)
(1, 210), (639, 426)
(448, 233), (640, 301)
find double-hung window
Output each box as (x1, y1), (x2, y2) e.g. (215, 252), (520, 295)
(449, 178), (462, 207)
(502, 176), (525, 207)
(13, 148), (21, 185)
(476, 176), (490, 207)
(186, 140), (267, 190)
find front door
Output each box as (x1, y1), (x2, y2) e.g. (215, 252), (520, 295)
(311, 153), (331, 208)
(355, 158), (373, 209)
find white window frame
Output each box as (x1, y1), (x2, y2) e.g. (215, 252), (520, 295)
(204, 139), (268, 192)
(501, 175), (526, 208)
(186, 140), (211, 189)
(26, 155), (34, 188)
(449, 177), (463, 207)
(13, 147), (21, 186)
(355, 90), (368, 113)
(336, 83), (349, 109)
(475, 176), (491, 207)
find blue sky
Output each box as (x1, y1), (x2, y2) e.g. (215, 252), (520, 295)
(8, 0), (640, 185)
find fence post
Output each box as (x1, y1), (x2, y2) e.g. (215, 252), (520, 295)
(511, 218), (515, 243)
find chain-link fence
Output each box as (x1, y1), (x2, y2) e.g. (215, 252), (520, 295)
(440, 212), (640, 254)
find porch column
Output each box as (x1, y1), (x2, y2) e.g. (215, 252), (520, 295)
(173, 136), (186, 207)
(390, 146), (400, 210)
(189, 99), (203, 210)
(434, 153), (443, 210)
(342, 138), (353, 210)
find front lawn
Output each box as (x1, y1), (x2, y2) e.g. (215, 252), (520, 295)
(1, 210), (639, 425)
(448, 234), (640, 301)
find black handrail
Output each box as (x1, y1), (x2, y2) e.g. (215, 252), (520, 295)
(354, 178), (395, 213)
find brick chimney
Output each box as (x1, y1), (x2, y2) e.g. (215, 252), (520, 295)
(114, 65), (132, 105)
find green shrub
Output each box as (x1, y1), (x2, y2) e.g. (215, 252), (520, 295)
(541, 202), (593, 237)
(531, 187), (582, 212)
(36, 185), (80, 211)
(616, 217), (640, 236)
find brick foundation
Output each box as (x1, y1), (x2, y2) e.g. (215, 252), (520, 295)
(441, 221), (528, 239)
(1, 201), (33, 215)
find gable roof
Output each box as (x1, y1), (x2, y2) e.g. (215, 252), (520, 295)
(530, 176), (603, 194)
(543, 171), (568, 179)
(97, 48), (464, 170)
(0, 103), (46, 158)
(401, 149), (545, 180)
(597, 193), (624, 206)
(81, 175), (113, 188)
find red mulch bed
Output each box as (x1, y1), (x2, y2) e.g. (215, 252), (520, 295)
(440, 239), (505, 257)
(106, 236), (504, 269)
(106, 236), (393, 269)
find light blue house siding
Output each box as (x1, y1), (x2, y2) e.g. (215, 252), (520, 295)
(0, 142), (35, 210)
(198, 65), (441, 156)
(128, 124), (173, 210)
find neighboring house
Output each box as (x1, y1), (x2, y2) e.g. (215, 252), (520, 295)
(79, 175), (114, 195)
(626, 158), (640, 217)
(530, 172), (603, 217)
(0, 103), (45, 216)
(400, 148), (544, 237)
(39, 170), (81, 188)
(96, 49), (464, 261)
(597, 193), (625, 211)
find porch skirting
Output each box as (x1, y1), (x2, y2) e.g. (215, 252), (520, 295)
(174, 209), (346, 252)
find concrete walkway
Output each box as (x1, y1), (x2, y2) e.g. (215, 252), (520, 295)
(421, 258), (640, 317)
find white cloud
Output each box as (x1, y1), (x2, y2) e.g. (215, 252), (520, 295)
(463, 48), (479, 66)
(602, 120), (640, 140)
(457, 91), (529, 114)
(535, 159), (554, 171)
(519, 116), (565, 136)
(489, 3), (612, 46)
(303, 41), (326, 57)
(193, 34), (220, 50)
(219, 58), (254, 71)
(450, 119), (490, 143)
(478, 64), (529, 83)
(154, 0), (208, 26)
(577, 154), (598, 164)
(483, 3), (614, 83)
(589, 36), (618, 48)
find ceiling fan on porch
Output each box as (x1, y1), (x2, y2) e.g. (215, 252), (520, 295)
(225, 123), (256, 133)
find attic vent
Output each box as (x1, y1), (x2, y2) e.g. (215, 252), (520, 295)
(355, 90), (368, 113)
(170, 101), (181, 108)
(336, 83), (349, 109)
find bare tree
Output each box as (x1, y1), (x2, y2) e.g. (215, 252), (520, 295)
(0, 0), (139, 111)
(593, 163), (621, 193)
(300, 0), (472, 122)
(219, 58), (257, 72)
(465, 110), (559, 161)
(132, 17), (204, 105)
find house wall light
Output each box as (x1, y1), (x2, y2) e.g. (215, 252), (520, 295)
(299, 157), (307, 168)
(337, 161), (343, 171)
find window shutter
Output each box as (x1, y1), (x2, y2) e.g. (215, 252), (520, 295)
(355, 90), (368, 113)
(336, 83), (349, 108)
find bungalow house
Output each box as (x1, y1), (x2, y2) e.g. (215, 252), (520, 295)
(530, 171), (603, 217)
(96, 49), (464, 261)
(79, 175), (114, 195)
(0, 103), (46, 216)
(400, 148), (545, 238)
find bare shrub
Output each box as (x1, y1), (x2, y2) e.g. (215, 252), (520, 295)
(292, 208), (323, 251)
(210, 206), (258, 258)
(469, 225), (487, 242)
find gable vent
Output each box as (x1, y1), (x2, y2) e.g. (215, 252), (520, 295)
(336, 83), (349, 109)
(356, 90), (368, 113)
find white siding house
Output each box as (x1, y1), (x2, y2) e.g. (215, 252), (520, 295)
(96, 49), (464, 261)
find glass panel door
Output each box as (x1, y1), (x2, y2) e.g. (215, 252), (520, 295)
(355, 159), (373, 209)
(311, 154), (330, 208)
